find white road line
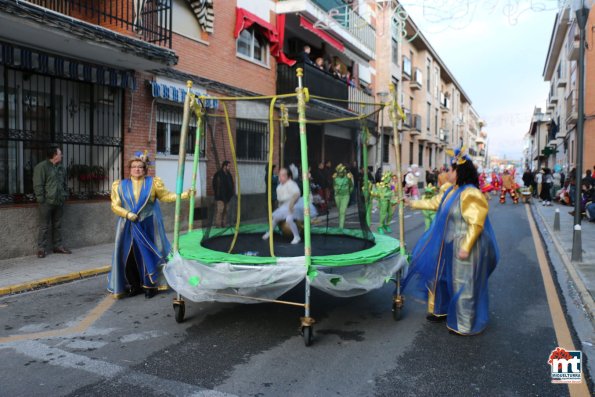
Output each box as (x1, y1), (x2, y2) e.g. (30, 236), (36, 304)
(2, 340), (237, 397)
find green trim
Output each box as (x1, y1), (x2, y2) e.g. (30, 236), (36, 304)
(178, 224), (400, 267)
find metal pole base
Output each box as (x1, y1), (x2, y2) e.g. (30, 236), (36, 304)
(553, 209), (560, 231)
(571, 225), (582, 262)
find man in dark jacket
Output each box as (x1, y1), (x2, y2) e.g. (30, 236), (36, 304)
(212, 160), (234, 227)
(33, 145), (71, 258)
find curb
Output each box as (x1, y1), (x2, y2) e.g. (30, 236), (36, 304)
(530, 204), (595, 325)
(0, 265), (110, 297)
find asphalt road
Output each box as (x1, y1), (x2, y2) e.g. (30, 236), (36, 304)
(0, 203), (591, 396)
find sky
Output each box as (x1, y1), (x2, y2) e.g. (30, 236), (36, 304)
(400, 0), (560, 160)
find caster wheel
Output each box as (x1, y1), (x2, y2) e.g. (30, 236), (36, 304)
(392, 295), (404, 321)
(173, 301), (185, 323)
(302, 326), (313, 347)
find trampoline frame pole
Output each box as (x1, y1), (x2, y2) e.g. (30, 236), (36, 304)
(188, 106), (204, 232)
(173, 80), (193, 253)
(361, 125), (370, 226)
(296, 68), (313, 324)
(389, 83), (406, 315)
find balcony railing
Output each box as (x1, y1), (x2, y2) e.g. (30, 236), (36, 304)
(25, 0), (172, 48)
(277, 62), (348, 107)
(402, 109), (412, 129)
(311, 0), (376, 52)
(567, 22), (579, 61)
(566, 93), (578, 125)
(348, 86), (374, 115)
(410, 68), (422, 90)
(412, 114), (422, 132)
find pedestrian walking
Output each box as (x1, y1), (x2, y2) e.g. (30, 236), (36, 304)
(212, 160), (235, 227)
(403, 147), (499, 335)
(33, 145), (71, 258)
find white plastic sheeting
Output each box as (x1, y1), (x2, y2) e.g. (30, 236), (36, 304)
(311, 255), (408, 298)
(164, 253), (407, 303)
(164, 254), (307, 304)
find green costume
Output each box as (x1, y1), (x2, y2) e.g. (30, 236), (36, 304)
(333, 164), (354, 229)
(371, 171), (397, 234)
(421, 184), (437, 231)
(362, 179), (373, 227)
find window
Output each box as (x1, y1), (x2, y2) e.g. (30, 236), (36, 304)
(426, 102), (431, 131)
(236, 27), (269, 65)
(382, 134), (391, 163)
(402, 56), (412, 77)
(409, 142), (414, 165)
(236, 119), (268, 161)
(426, 60), (431, 92)
(435, 109), (439, 136)
(0, 65), (123, 205)
(418, 144), (424, 166)
(156, 104), (205, 157)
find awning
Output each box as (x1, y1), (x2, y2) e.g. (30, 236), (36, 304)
(299, 16), (345, 52)
(150, 77), (218, 109)
(234, 8), (295, 66)
(0, 42), (135, 89)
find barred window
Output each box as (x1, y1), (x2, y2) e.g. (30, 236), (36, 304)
(382, 134), (390, 163)
(0, 65), (123, 205)
(236, 119), (268, 161)
(155, 104), (206, 157)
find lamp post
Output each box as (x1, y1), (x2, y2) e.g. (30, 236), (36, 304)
(571, 0), (590, 262)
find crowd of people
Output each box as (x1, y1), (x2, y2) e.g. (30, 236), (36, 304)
(297, 45), (372, 95)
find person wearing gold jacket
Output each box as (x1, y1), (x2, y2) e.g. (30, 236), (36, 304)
(108, 152), (192, 298)
(403, 147), (499, 335)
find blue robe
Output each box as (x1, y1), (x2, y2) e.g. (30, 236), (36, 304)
(403, 185), (500, 335)
(108, 177), (171, 296)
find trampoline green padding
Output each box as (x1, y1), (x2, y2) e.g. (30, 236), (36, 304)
(178, 224), (400, 267)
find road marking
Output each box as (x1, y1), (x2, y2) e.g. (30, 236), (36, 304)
(526, 205), (591, 397)
(0, 295), (115, 344)
(2, 340), (236, 397)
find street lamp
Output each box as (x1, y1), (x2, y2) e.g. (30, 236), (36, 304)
(571, 0), (590, 262)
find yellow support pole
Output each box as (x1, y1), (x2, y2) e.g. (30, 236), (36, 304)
(267, 97), (278, 257)
(388, 83), (406, 254)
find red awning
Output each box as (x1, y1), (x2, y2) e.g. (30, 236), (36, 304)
(234, 8), (296, 66)
(299, 16), (345, 52)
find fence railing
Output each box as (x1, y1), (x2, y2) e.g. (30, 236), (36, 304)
(277, 62), (348, 106)
(311, 0), (376, 53)
(25, 0), (172, 48)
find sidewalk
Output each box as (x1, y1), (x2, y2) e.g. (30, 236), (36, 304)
(530, 199), (595, 318)
(0, 204), (354, 296)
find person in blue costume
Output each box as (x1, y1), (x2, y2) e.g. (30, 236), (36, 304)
(108, 151), (192, 299)
(403, 147), (499, 336)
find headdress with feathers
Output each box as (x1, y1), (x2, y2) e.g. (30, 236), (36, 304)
(445, 146), (471, 166)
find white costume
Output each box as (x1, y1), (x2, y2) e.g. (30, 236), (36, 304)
(264, 179), (302, 244)
(262, 176), (317, 244)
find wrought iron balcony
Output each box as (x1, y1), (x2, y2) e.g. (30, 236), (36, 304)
(24, 0), (172, 48)
(277, 62), (348, 108)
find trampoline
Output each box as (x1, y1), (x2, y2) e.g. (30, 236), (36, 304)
(163, 71), (409, 346)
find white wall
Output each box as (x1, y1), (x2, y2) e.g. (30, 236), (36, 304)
(237, 161), (267, 194)
(155, 157), (207, 197)
(237, 0), (275, 22)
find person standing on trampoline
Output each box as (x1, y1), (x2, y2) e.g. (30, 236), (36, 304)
(403, 147), (499, 336)
(262, 168), (302, 244)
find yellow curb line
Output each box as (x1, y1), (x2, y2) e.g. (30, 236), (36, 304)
(527, 206), (591, 397)
(532, 205), (595, 324)
(0, 265), (110, 297)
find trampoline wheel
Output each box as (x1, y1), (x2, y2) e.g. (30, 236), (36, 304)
(392, 295), (404, 321)
(173, 300), (185, 323)
(302, 326), (313, 347)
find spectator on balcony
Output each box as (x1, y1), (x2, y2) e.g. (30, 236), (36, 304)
(345, 70), (356, 87)
(314, 57), (325, 71)
(332, 63), (345, 80)
(297, 45), (315, 65)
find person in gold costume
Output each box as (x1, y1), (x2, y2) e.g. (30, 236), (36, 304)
(403, 147), (499, 335)
(108, 152), (192, 298)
